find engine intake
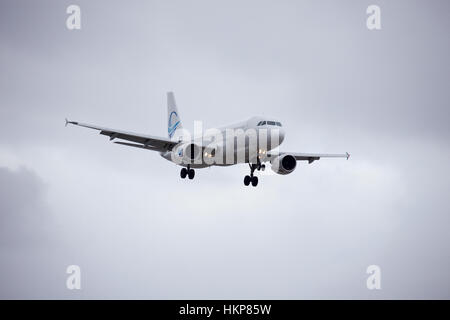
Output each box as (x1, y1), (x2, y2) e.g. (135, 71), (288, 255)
(271, 154), (297, 175)
(175, 143), (202, 164)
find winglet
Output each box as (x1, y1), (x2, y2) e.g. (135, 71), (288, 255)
(346, 152), (350, 160)
(65, 118), (78, 127)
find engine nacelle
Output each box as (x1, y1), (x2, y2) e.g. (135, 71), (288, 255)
(174, 143), (202, 164)
(270, 154), (297, 175)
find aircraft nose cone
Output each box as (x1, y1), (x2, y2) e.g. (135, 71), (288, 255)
(269, 127), (285, 146)
(279, 128), (285, 144)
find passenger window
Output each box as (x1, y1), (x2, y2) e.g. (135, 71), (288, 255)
(268, 121), (276, 126)
(276, 122), (282, 127)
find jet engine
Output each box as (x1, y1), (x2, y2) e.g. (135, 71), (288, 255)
(270, 154), (297, 175)
(174, 143), (202, 164)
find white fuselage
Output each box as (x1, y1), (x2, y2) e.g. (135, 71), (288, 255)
(160, 116), (285, 168)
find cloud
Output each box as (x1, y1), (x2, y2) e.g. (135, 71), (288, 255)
(0, 166), (52, 247)
(0, 166), (65, 299)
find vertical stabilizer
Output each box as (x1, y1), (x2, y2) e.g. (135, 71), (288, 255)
(167, 92), (183, 139)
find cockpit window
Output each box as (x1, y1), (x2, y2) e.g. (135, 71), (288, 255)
(258, 120), (283, 126)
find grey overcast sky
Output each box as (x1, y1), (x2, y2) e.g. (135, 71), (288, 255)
(0, 0), (449, 299)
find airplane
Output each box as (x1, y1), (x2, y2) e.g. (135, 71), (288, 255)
(66, 92), (349, 187)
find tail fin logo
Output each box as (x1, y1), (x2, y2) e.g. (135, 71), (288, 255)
(168, 111), (180, 138)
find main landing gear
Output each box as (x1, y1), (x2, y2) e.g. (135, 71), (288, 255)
(243, 162), (266, 187)
(180, 166), (195, 180)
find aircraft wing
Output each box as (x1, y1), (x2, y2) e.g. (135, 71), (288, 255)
(267, 151), (350, 163)
(65, 119), (179, 152)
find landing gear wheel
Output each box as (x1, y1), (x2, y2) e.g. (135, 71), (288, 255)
(188, 169), (195, 180)
(245, 163), (260, 187)
(180, 168), (187, 179)
(251, 176), (258, 187)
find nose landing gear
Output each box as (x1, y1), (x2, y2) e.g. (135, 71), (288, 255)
(244, 163), (260, 187)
